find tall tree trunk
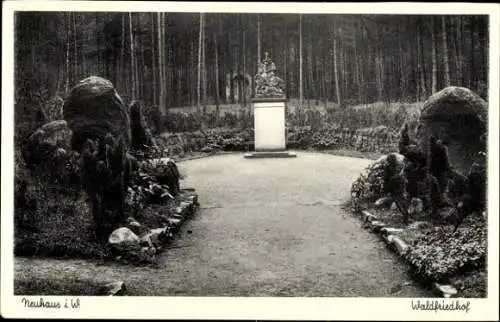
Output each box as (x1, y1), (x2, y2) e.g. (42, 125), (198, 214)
(65, 12), (70, 95)
(214, 30), (220, 118)
(202, 15), (207, 113)
(442, 16), (451, 87)
(470, 16), (477, 90)
(257, 14), (261, 65)
(151, 13), (157, 107)
(197, 13), (203, 113)
(299, 14), (303, 108)
(332, 25), (340, 105)
(157, 12), (166, 121)
(398, 30), (406, 100)
(120, 13), (125, 93)
(451, 16), (462, 86)
(128, 12), (136, 100)
(431, 17), (438, 94)
(417, 21), (426, 100)
(73, 13), (78, 81)
(243, 28), (247, 107)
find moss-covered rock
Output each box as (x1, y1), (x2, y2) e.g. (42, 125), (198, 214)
(63, 76), (130, 152)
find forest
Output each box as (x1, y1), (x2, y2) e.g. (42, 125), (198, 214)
(15, 12), (489, 127)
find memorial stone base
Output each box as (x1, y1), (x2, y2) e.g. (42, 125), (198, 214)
(244, 97), (296, 159)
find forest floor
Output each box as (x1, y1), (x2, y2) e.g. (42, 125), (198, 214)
(14, 152), (432, 297)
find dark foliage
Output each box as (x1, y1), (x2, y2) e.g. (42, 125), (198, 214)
(81, 133), (128, 244)
(129, 100), (157, 151)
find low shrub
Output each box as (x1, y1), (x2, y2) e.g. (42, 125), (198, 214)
(404, 214), (487, 281)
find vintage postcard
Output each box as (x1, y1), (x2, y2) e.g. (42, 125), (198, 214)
(1, 1), (499, 320)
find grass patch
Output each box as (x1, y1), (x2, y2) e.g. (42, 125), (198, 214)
(14, 277), (104, 296)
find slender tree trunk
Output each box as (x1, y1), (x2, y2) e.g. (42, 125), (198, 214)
(332, 26), (340, 105)
(129, 12), (136, 100)
(417, 22), (426, 100)
(202, 15), (207, 113)
(257, 14), (261, 65)
(120, 13), (125, 93)
(470, 16), (477, 90)
(299, 14), (303, 108)
(151, 13), (157, 107)
(73, 13), (78, 81)
(65, 12), (70, 95)
(398, 31), (406, 100)
(243, 28), (247, 107)
(442, 16), (451, 87)
(451, 16), (462, 86)
(214, 30), (220, 118)
(197, 13), (203, 113)
(431, 17), (438, 94)
(157, 13), (163, 112)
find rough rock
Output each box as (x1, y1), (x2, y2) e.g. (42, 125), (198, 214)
(434, 283), (458, 298)
(100, 281), (126, 296)
(417, 86), (487, 174)
(141, 157), (180, 196)
(23, 120), (72, 169)
(201, 146), (214, 153)
(63, 76), (130, 152)
(375, 196), (393, 209)
(391, 236), (409, 255)
(108, 227), (140, 248)
(140, 227), (171, 248)
(381, 227), (404, 236)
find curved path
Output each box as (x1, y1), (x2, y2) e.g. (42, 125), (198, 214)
(156, 152), (431, 297)
(15, 152), (433, 297)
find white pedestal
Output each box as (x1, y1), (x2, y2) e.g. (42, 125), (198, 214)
(253, 99), (286, 151)
(244, 98), (296, 159)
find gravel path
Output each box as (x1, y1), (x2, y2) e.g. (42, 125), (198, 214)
(15, 152), (433, 297)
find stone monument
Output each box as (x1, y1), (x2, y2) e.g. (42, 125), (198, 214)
(244, 52), (296, 158)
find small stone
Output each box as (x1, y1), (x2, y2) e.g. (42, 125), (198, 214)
(168, 218), (182, 227)
(375, 196), (392, 208)
(434, 283), (458, 298)
(108, 227), (140, 247)
(201, 146), (214, 153)
(100, 281), (126, 296)
(389, 284), (402, 294)
(381, 227), (404, 236)
(391, 236), (409, 255)
(370, 221), (386, 232)
(180, 201), (190, 207)
(384, 234), (395, 244)
(141, 227), (169, 248)
(187, 230), (193, 234)
(128, 220), (141, 228)
(361, 210), (377, 223)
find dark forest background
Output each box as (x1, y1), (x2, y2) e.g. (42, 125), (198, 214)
(15, 12), (489, 124)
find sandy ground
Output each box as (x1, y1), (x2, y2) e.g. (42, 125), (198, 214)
(15, 152), (433, 297)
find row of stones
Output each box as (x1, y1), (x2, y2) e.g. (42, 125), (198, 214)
(360, 210), (459, 298)
(102, 190), (199, 296)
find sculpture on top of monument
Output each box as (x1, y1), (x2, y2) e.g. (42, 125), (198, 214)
(254, 52), (286, 99)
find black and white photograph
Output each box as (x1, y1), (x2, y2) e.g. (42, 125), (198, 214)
(1, 1), (499, 320)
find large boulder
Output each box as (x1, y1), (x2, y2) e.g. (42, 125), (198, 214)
(416, 87), (487, 174)
(63, 76), (130, 152)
